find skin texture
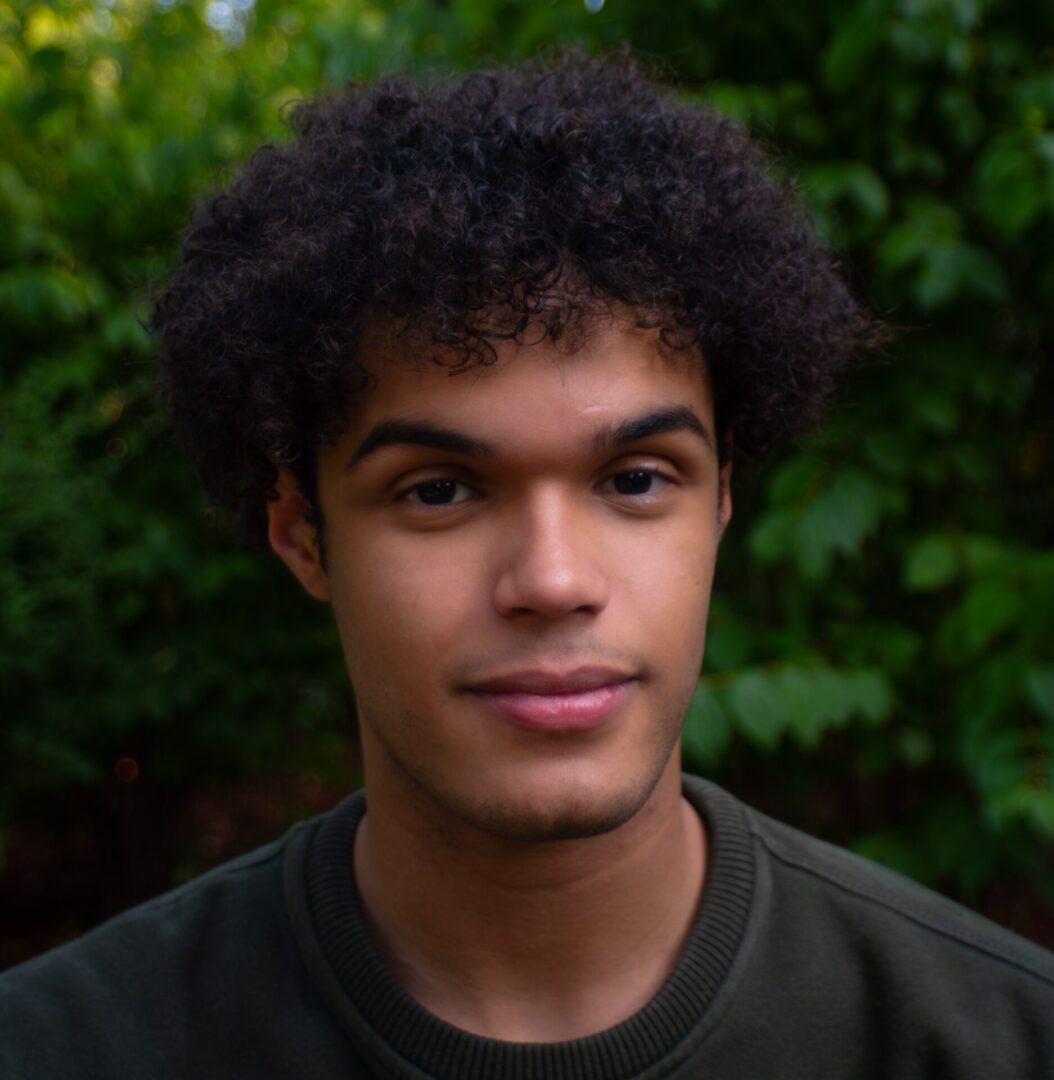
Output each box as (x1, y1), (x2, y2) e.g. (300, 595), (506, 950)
(269, 320), (731, 1040)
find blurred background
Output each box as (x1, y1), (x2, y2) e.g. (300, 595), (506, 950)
(1, 0), (1052, 968)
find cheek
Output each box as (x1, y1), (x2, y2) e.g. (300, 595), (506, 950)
(611, 520), (717, 687)
(620, 514), (718, 612)
(327, 532), (478, 683)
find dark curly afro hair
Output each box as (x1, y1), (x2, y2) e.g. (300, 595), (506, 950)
(153, 49), (879, 548)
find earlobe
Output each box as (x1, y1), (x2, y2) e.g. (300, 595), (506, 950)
(267, 467), (330, 602)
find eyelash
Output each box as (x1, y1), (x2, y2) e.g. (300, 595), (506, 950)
(402, 478), (477, 508)
(399, 466), (675, 509)
(596, 468), (672, 499)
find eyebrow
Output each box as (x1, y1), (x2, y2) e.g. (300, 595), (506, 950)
(589, 405), (713, 455)
(347, 404), (712, 469)
(348, 419), (496, 467)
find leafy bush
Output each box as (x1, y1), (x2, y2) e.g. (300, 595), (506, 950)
(1, 0), (1051, 943)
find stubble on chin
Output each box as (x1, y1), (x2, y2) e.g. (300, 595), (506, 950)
(460, 779), (663, 843)
(363, 708), (683, 847)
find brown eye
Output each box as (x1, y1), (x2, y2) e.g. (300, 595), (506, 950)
(416, 480), (457, 504)
(612, 470), (655, 495)
(405, 479), (475, 507)
(600, 467), (672, 498)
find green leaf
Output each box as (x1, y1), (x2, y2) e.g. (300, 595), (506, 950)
(703, 608), (753, 671)
(958, 579), (1023, 654)
(0, 266), (93, 326)
(768, 454), (824, 503)
(850, 670), (894, 725)
(822, 7), (885, 92)
(904, 534), (959, 591)
(748, 507), (795, 565)
(802, 161), (890, 223)
(792, 468), (886, 580)
(1025, 668), (1054, 724)
(914, 243), (1008, 310)
(1031, 794), (1054, 838)
(682, 684), (731, 765)
(863, 429), (914, 478)
(975, 133), (1044, 241)
(777, 666), (829, 747)
(726, 671), (788, 751)
(899, 728), (935, 766)
(961, 535), (1008, 575)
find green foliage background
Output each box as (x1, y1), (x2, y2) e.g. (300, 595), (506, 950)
(1, 0), (1052, 945)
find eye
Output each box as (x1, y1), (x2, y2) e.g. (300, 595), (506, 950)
(599, 468), (671, 498)
(404, 478), (476, 507)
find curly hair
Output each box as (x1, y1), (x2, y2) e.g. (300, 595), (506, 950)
(152, 50), (879, 547)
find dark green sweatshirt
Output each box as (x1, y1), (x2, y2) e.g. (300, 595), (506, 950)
(2, 776), (1051, 1078)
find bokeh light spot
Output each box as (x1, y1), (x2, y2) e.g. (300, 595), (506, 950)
(99, 394), (124, 424)
(204, 1), (233, 31)
(114, 756), (139, 783)
(90, 56), (121, 89)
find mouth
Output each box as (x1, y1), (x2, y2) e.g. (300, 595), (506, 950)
(466, 667), (636, 732)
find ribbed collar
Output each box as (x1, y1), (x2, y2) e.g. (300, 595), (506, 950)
(287, 776), (755, 1079)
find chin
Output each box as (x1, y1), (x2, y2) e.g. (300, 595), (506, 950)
(364, 700), (685, 844)
(444, 765), (668, 843)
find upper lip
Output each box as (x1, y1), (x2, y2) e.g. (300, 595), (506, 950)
(467, 666), (635, 695)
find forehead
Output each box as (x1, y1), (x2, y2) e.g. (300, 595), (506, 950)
(344, 320), (712, 450)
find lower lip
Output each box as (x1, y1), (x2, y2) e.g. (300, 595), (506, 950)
(473, 681), (632, 732)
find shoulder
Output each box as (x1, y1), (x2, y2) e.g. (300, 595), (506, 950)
(0, 819), (318, 1080)
(712, 787), (1053, 1078)
(743, 802), (1054, 988)
(2, 827), (292, 985)
(684, 777), (1054, 1078)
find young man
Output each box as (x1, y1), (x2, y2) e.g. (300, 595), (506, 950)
(2, 53), (1052, 1079)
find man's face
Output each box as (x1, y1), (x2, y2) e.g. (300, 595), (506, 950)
(277, 321), (731, 842)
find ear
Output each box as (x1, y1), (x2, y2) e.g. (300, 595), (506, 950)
(267, 467), (330, 602)
(717, 440), (733, 536)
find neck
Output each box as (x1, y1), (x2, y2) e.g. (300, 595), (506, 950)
(353, 754), (706, 1042)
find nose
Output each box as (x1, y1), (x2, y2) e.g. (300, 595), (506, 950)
(492, 488), (610, 620)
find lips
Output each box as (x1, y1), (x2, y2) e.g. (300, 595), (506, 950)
(467, 667), (635, 732)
